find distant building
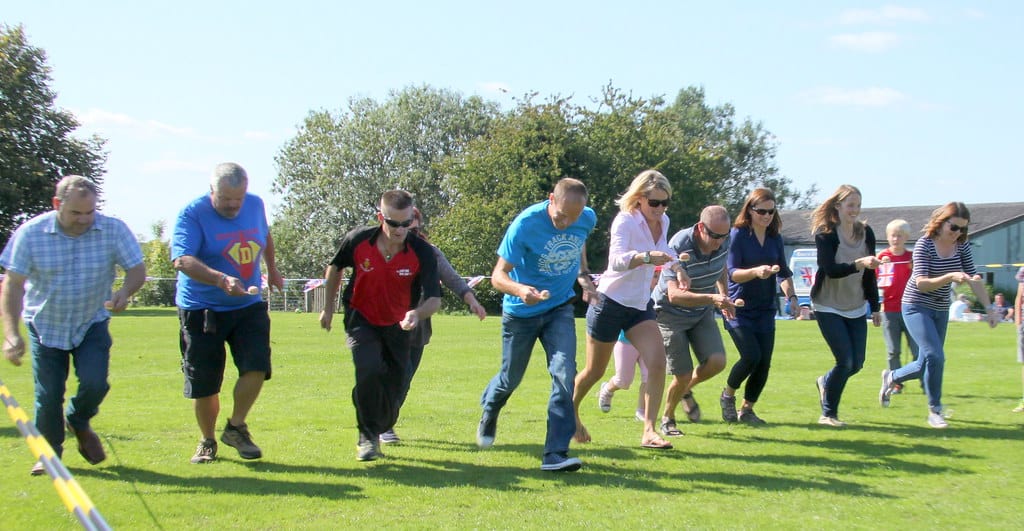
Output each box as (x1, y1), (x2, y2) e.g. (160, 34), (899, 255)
(778, 202), (1024, 295)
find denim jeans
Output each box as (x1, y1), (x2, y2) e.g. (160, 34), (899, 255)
(882, 311), (919, 371)
(480, 303), (577, 457)
(815, 312), (866, 418)
(29, 320), (112, 457)
(894, 303), (948, 411)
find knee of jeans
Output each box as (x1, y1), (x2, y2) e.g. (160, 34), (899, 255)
(77, 378), (111, 397)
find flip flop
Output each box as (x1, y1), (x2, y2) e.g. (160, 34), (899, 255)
(641, 436), (673, 450)
(660, 419), (684, 437)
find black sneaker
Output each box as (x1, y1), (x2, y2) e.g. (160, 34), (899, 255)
(476, 411), (498, 448)
(379, 429), (401, 444)
(191, 438), (218, 464)
(221, 420), (262, 459)
(738, 407), (767, 425)
(540, 452), (582, 472)
(720, 390), (738, 423)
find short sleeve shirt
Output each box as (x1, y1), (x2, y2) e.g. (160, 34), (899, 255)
(171, 193), (270, 311)
(497, 201), (596, 318)
(653, 225), (730, 319)
(0, 211), (143, 349)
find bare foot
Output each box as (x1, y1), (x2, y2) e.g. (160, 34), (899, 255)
(573, 422), (591, 443)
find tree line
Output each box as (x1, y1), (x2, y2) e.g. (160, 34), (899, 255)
(2, 24), (816, 311)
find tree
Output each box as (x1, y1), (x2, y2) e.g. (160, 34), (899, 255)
(135, 221), (176, 306)
(271, 85), (499, 277)
(0, 24), (108, 250)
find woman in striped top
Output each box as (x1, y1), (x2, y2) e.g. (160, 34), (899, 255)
(879, 202), (999, 428)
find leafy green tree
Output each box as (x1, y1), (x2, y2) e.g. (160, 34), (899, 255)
(135, 222), (176, 306)
(0, 24), (107, 250)
(272, 85), (499, 277)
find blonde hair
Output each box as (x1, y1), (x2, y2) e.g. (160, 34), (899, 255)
(615, 169), (671, 214)
(810, 184), (864, 239)
(885, 219), (911, 238)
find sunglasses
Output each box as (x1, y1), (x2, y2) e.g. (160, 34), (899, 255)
(646, 198), (670, 208)
(703, 224), (729, 240)
(947, 220), (967, 233)
(750, 207), (776, 216)
(383, 217), (414, 228)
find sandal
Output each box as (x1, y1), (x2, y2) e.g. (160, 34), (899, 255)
(682, 393), (701, 423)
(641, 435), (673, 450)
(660, 419), (684, 437)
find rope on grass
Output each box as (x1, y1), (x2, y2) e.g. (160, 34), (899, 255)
(0, 378), (111, 531)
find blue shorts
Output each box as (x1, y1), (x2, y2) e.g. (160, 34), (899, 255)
(586, 293), (656, 343)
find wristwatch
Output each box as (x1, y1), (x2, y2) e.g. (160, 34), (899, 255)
(643, 251), (651, 264)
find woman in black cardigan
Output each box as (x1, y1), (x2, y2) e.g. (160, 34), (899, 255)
(809, 184), (881, 427)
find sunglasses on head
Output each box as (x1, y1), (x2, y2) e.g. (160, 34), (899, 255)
(383, 217), (414, 228)
(750, 207), (776, 216)
(702, 224), (729, 240)
(646, 198), (670, 208)
(947, 220), (967, 233)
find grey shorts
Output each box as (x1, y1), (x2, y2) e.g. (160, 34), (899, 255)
(657, 308), (725, 376)
(1018, 324), (1023, 363)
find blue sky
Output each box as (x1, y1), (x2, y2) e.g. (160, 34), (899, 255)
(6, 1), (1022, 238)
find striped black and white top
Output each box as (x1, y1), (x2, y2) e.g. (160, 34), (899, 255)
(902, 237), (976, 311)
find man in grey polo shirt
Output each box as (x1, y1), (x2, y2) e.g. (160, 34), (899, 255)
(653, 205), (735, 436)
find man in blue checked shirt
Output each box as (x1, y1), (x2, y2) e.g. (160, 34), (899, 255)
(1, 175), (146, 476)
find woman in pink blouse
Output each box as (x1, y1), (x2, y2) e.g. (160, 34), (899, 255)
(572, 169), (689, 450)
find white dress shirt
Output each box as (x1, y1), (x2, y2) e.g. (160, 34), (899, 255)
(597, 209), (674, 310)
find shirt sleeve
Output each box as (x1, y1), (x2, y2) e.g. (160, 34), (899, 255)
(608, 213), (635, 272)
(113, 218), (145, 269)
(434, 246), (471, 298)
(0, 224), (31, 275)
(959, 241), (977, 276)
(170, 205), (202, 261)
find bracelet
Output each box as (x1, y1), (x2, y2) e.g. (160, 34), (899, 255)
(219, 274), (228, 288)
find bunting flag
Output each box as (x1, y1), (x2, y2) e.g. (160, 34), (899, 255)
(466, 275), (486, 288)
(261, 274), (269, 290)
(303, 278), (325, 292)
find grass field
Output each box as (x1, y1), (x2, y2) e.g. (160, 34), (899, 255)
(2, 309), (1022, 529)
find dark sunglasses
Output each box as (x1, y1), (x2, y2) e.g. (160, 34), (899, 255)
(647, 198), (670, 208)
(383, 217), (414, 228)
(750, 207), (776, 216)
(947, 220), (967, 233)
(702, 224), (729, 240)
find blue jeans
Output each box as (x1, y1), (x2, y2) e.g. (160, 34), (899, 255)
(882, 311), (919, 371)
(815, 312), (866, 418)
(894, 303), (948, 411)
(29, 320), (112, 457)
(480, 303), (577, 457)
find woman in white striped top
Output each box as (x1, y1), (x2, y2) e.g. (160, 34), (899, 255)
(879, 202), (999, 428)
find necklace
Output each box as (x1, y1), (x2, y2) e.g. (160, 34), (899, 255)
(385, 252), (392, 261)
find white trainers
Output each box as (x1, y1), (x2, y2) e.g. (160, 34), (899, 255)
(597, 382), (613, 413)
(817, 415), (846, 427)
(879, 369), (893, 407)
(927, 411), (948, 429)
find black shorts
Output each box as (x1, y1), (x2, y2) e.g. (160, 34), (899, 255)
(179, 302), (272, 399)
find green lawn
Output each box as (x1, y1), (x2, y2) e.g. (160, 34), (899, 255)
(2, 309), (1022, 529)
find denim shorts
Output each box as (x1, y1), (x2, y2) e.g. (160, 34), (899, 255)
(586, 293), (656, 343)
(179, 302), (272, 399)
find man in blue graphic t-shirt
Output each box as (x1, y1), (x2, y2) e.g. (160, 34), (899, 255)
(171, 162), (284, 465)
(477, 177), (597, 472)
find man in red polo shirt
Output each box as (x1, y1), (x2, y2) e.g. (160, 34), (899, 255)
(320, 190), (441, 461)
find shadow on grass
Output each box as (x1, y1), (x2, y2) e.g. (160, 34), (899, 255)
(116, 308), (177, 318)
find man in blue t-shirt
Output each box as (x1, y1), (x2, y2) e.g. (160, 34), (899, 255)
(171, 162), (284, 465)
(477, 178), (598, 472)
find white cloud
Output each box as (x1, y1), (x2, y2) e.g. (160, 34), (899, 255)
(801, 87), (909, 107)
(478, 81), (511, 95)
(839, 5), (929, 25)
(830, 31), (903, 52)
(243, 130), (274, 140)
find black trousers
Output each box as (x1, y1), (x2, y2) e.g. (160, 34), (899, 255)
(346, 311), (410, 440)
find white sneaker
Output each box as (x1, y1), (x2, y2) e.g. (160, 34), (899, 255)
(597, 382), (613, 413)
(818, 415), (846, 427)
(927, 411), (948, 429)
(879, 369), (893, 407)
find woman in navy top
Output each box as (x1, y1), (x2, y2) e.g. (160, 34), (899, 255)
(879, 202), (999, 428)
(721, 188), (798, 424)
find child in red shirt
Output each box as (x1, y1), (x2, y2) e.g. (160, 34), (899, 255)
(877, 219), (920, 393)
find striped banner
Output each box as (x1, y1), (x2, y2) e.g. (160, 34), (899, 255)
(0, 378), (111, 531)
